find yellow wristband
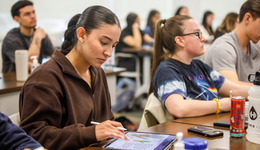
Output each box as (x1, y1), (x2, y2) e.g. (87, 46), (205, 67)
(213, 98), (220, 114)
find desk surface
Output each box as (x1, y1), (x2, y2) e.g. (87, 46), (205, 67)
(0, 67), (126, 94)
(0, 72), (25, 94)
(82, 113), (260, 150)
(142, 121), (259, 150)
(172, 112), (230, 127)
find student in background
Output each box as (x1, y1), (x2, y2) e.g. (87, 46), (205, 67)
(198, 10), (214, 61)
(19, 6), (128, 149)
(174, 6), (189, 16)
(149, 15), (249, 118)
(0, 112), (43, 150)
(116, 13), (152, 71)
(214, 12), (239, 40)
(116, 12), (152, 51)
(205, 0), (260, 86)
(200, 10), (214, 43)
(143, 9), (160, 47)
(2, 0), (54, 73)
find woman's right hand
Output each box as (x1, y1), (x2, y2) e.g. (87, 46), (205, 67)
(219, 98), (231, 112)
(132, 22), (139, 30)
(94, 120), (130, 141)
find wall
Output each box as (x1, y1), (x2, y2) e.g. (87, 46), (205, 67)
(0, 0), (246, 38)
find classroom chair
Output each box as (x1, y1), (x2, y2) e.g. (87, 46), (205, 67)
(137, 93), (174, 131)
(9, 112), (20, 126)
(115, 53), (141, 89)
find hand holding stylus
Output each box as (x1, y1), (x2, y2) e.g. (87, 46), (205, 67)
(91, 120), (130, 141)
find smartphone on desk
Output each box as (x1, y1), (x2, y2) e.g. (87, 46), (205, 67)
(213, 120), (230, 128)
(213, 120), (248, 129)
(188, 126), (223, 137)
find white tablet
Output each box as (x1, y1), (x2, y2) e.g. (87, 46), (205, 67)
(102, 131), (176, 150)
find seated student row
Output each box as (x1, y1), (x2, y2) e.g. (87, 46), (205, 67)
(2, 0), (259, 150)
(1, 1), (130, 149)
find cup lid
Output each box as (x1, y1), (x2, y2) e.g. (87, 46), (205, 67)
(182, 137), (208, 149)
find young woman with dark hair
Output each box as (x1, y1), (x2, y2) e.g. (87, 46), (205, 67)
(145, 10), (160, 38)
(116, 12), (152, 51)
(201, 10), (214, 43)
(115, 12), (152, 74)
(174, 6), (189, 16)
(19, 5), (129, 149)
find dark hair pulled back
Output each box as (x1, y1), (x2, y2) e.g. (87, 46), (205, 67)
(61, 5), (120, 55)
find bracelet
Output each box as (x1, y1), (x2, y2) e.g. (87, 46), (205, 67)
(213, 98), (220, 114)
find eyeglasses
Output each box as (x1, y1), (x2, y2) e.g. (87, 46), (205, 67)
(180, 31), (202, 39)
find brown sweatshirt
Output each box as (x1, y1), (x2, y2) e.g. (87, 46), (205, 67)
(19, 50), (114, 150)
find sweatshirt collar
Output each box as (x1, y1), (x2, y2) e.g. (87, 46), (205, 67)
(52, 50), (97, 79)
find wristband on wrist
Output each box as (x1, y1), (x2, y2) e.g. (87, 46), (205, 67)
(213, 98), (220, 114)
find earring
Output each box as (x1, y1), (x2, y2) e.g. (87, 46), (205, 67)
(79, 38), (84, 43)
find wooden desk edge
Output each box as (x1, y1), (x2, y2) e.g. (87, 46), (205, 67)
(0, 68), (127, 94)
(0, 87), (23, 94)
(104, 67), (127, 76)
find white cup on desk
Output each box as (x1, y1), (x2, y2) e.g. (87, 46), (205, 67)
(15, 50), (28, 81)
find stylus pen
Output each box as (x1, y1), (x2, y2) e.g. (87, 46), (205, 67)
(90, 121), (127, 131)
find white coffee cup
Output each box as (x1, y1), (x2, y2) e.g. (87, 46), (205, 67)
(15, 50), (28, 81)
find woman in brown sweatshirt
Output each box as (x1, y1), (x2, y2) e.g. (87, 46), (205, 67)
(19, 5), (128, 150)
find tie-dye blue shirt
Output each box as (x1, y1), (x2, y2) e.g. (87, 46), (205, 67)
(152, 58), (225, 106)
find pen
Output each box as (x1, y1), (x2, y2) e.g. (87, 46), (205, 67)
(90, 121), (127, 131)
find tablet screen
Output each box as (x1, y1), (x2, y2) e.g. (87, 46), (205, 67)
(103, 131), (176, 150)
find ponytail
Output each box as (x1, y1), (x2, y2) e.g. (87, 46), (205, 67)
(148, 15), (192, 95)
(148, 19), (166, 94)
(61, 14), (81, 55)
(61, 6), (120, 55)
